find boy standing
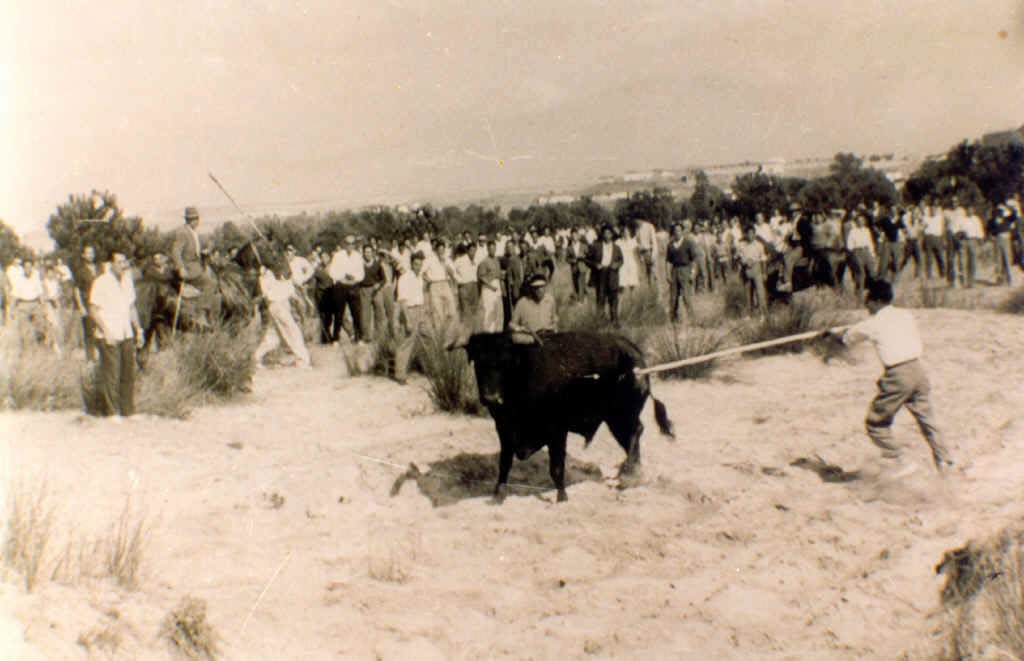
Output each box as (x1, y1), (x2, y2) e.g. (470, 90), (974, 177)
(837, 279), (954, 474)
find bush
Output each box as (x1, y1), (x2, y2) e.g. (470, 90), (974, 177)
(1000, 287), (1024, 315)
(417, 320), (484, 416)
(721, 277), (750, 319)
(162, 596), (219, 659)
(938, 530), (1024, 660)
(175, 321), (258, 398)
(740, 293), (849, 357)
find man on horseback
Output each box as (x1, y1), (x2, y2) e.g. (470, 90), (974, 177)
(168, 206), (220, 328)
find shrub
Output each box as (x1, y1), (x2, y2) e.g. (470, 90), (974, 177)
(175, 322), (257, 398)
(644, 326), (726, 380)
(721, 277), (750, 319)
(1000, 287), (1024, 315)
(162, 596), (219, 659)
(417, 320), (483, 416)
(937, 530), (1024, 660)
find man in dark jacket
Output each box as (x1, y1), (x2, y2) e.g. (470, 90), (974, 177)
(586, 225), (624, 324)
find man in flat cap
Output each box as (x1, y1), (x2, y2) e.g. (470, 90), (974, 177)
(509, 273), (557, 334)
(169, 206), (215, 298)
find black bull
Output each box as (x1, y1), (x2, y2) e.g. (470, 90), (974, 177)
(451, 331), (675, 503)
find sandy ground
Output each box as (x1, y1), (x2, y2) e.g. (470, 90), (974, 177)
(1, 305), (1023, 659)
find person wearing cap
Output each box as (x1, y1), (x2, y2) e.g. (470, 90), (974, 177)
(170, 206), (214, 297)
(586, 225), (624, 324)
(509, 273), (557, 333)
(326, 235), (365, 342)
(835, 278), (953, 475)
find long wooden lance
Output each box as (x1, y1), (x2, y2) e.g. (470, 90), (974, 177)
(207, 173), (267, 270)
(633, 325), (850, 377)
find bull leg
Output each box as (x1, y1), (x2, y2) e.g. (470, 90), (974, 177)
(548, 436), (568, 503)
(610, 417), (643, 477)
(494, 445), (514, 504)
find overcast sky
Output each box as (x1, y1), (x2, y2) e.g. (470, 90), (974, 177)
(3, 0), (1023, 240)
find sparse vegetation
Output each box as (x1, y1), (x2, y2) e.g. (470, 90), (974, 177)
(740, 293), (850, 357)
(77, 625), (122, 655)
(3, 478), (149, 591)
(162, 596), (219, 659)
(2, 478), (56, 592)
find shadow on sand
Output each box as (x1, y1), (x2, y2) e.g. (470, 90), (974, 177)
(390, 451), (604, 507)
(790, 455), (863, 483)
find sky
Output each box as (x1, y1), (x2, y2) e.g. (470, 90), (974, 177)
(3, 0), (1023, 244)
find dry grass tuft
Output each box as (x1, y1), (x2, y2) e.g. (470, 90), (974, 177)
(104, 498), (148, 589)
(417, 320), (484, 416)
(0, 331), (80, 411)
(2, 478), (56, 592)
(644, 326), (727, 380)
(77, 625), (123, 655)
(162, 596), (219, 659)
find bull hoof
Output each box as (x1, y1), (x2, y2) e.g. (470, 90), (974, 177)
(556, 490), (568, 503)
(492, 485), (508, 505)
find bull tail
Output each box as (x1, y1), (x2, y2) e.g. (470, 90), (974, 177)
(653, 397), (675, 440)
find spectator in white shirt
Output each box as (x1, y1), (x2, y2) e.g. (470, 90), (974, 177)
(452, 243), (480, 330)
(393, 251), (428, 384)
(326, 235), (365, 342)
(837, 279), (953, 474)
(88, 253), (143, 418)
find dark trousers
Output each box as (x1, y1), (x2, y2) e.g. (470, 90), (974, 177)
(97, 340), (135, 417)
(876, 240), (904, 281)
(457, 282), (480, 329)
(571, 265), (588, 300)
(668, 265), (694, 321)
(81, 315), (98, 361)
(329, 284), (360, 342)
(922, 235), (946, 278)
(847, 248), (876, 293)
(593, 269), (619, 323)
(901, 238), (922, 278)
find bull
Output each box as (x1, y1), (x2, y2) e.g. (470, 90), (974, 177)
(450, 330), (675, 503)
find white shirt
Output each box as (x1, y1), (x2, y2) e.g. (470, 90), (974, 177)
(599, 243), (613, 267)
(288, 255), (314, 286)
(962, 214), (986, 239)
(8, 267), (43, 302)
(846, 225), (875, 253)
(843, 305), (922, 367)
(636, 221), (657, 252)
(923, 210), (946, 236)
(260, 269), (294, 304)
(396, 270), (425, 307)
(89, 269), (137, 342)
(452, 255), (477, 285)
(422, 252), (449, 283)
(327, 249), (364, 284)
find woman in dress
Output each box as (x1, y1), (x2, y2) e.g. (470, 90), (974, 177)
(617, 225), (640, 291)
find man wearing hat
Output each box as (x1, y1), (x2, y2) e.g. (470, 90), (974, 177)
(170, 206), (214, 297)
(509, 273), (557, 333)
